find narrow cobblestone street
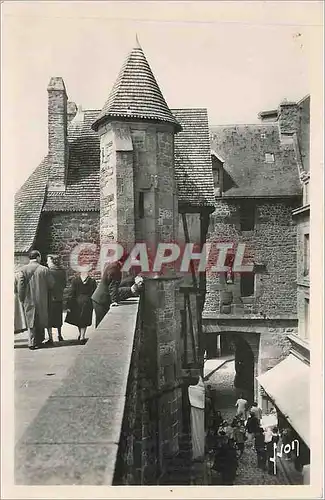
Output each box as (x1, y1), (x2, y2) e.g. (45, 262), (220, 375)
(205, 361), (288, 485)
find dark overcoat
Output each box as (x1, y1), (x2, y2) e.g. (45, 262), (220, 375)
(91, 263), (122, 327)
(48, 267), (67, 327)
(17, 262), (55, 329)
(65, 275), (97, 327)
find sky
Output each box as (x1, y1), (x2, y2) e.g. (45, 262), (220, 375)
(2, 1), (323, 191)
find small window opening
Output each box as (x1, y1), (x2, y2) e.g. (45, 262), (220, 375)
(265, 153), (275, 163)
(240, 202), (255, 231)
(139, 192), (144, 219)
(240, 274), (255, 297)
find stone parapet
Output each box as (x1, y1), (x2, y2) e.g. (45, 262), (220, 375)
(15, 299), (140, 485)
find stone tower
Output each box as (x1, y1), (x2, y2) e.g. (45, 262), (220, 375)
(92, 38), (184, 481)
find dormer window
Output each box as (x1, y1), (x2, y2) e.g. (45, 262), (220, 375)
(265, 153), (275, 163)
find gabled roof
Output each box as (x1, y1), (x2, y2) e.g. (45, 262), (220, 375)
(210, 123), (302, 197)
(14, 108), (215, 253)
(92, 41), (181, 132)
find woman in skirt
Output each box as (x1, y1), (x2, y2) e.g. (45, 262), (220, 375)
(65, 271), (97, 343)
(46, 254), (67, 344)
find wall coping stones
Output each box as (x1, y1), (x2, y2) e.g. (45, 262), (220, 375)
(15, 299), (140, 485)
(202, 313), (298, 321)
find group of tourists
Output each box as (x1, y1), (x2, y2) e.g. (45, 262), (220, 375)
(205, 389), (282, 484)
(14, 250), (144, 349)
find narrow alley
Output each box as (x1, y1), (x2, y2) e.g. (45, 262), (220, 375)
(205, 361), (287, 485)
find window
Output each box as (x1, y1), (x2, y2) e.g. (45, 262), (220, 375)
(304, 298), (309, 340)
(265, 153), (275, 163)
(240, 274), (255, 297)
(240, 202), (255, 231)
(303, 234), (310, 277)
(139, 192), (144, 219)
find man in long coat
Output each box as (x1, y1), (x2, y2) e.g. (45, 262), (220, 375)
(17, 250), (55, 349)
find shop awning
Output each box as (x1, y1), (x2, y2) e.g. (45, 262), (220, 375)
(257, 354), (310, 447)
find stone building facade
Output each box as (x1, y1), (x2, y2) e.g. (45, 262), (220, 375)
(202, 98), (310, 406)
(257, 96), (311, 482)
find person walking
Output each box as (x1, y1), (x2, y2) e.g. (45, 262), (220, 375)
(245, 412), (260, 446)
(46, 254), (67, 344)
(250, 402), (262, 423)
(214, 410), (223, 430)
(206, 384), (218, 413)
(233, 420), (246, 457)
(17, 250), (54, 350)
(221, 439), (238, 485)
(265, 426), (280, 475)
(224, 421), (235, 440)
(65, 270), (97, 343)
(235, 394), (248, 420)
(255, 427), (267, 470)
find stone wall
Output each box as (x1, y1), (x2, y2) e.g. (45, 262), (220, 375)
(145, 277), (182, 465)
(113, 294), (158, 485)
(114, 280), (184, 485)
(295, 208), (310, 340)
(297, 96), (310, 172)
(204, 198), (298, 317)
(278, 102), (300, 136)
(35, 211), (100, 282)
(98, 122), (135, 252)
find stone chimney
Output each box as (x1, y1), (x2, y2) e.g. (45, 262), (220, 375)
(47, 77), (68, 192)
(277, 99), (299, 136)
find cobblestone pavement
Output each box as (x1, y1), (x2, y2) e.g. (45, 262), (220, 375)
(205, 361), (288, 485)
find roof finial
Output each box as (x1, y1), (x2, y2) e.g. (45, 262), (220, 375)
(135, 33), (141, 49)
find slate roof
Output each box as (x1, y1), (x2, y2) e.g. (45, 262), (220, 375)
(14, 108), (215, 253)
(92, 42), (182, 132)
(210, 123), (302, 197)
(14, 158), (49, 253)
(43, 110), (100, 212)
(173, 108), (215, 207)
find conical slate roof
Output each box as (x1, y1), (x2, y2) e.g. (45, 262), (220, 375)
(92, 39), (182, 132)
